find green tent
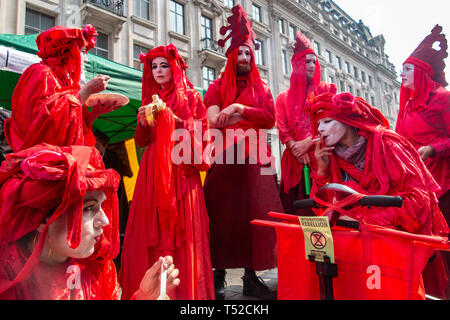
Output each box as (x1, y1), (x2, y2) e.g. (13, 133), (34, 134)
(0, 33), (207, 144)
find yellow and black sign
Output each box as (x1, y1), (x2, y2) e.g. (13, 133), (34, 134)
(298, 216), (335, 263)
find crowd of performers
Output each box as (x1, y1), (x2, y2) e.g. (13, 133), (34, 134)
(0, 4), (448, 300)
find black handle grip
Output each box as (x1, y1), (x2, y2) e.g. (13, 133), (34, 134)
(360, 196), (403, 208)
(293, 199), (316, 210)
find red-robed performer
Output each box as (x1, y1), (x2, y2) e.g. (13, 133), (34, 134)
(310, 85), (448, 236)
(0, 144), (180, 300)
(309, 86), (449, 298)
(4, 25), (121, 152)
(203, 4), (282, 300)
(275, 31), (321, 215)
(396, 25), (450, 299)
(118, 44), (214, 300)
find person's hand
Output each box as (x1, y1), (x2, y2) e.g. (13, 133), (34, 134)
(88, 98), (122, 123)
(216, 105), (236, 128)
(298, 153), (310, 165)
(134, 256), (180, 300)
(314, 137), (334, 176)
(138, 106), (149, 127)
(289, 137), (314, 161)
(84, 74), (110, 95)
(418, 145), (435, 161)
(79, 74), (110, 105)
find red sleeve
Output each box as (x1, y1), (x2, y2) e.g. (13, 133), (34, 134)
(242, 85), (276, 129)
(100, 260), (121, 300)
(176, 90), (211, 172)
(275, 91), (294, 144)
(134, 117), (156, 148)
(203, 78), (223, 109)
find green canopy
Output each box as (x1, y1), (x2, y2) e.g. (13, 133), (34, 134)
(0, 33), (207, 144)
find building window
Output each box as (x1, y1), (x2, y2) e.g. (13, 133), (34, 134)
(169, 0), (185, 35)
(361, 71), (366, 83)
(279, 19), (285, 34)
(224, 0), (234, 8)
(371, 96), (376, 106)
(335, 56), (342, 70)
(348, 84), (353, 94)
(25, 8), (55, 35)
(133, 44), (149, 71)
(92, 32), (109, 59)
(340, 80), (345, 91)
(353, 66), (359, 78)
(289, 25), (296, 40)
(357, 89), (361, 97)
(328, 75), (335, 84)
(255, 40), (264, 65)
(282, 49), (288, 74)
(202, 66), (215, 89)
(345, 61), (351, 74)
(326, 50), (333, 64)
(201, 15), (213, 43)
(252, 3), (261, 23)
(134, 0), (150, 20)
(313, 41), (321, 56)
(369, 75), (373, 87)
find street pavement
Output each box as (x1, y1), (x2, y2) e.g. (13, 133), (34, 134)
(222, 268), (278, 300)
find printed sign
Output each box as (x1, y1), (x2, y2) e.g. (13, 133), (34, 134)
(298, 216), (335, 263)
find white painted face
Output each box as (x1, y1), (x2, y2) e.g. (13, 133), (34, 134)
(400, 63), (415, 90)
(318, 117), (348, 147)
(46, 191), (109, 263)
(151, 56), (173, 87)
(305, 53), (317, 81)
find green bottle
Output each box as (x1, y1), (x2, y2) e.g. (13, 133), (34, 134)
(303, 164), (312, 196)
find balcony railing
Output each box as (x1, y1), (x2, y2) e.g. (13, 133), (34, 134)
(83, 0), (124, 16)
(200, 38), (224, 55)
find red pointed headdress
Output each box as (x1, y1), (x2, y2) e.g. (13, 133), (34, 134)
(405, 25), (448, 87)
(218, 4), (260, 57)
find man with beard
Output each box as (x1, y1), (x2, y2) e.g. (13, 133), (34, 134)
(275, 31), (322, 215)
(203, 4), (283, 300)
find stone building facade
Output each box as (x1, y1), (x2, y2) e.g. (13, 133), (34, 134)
(0, 0), (401, 179)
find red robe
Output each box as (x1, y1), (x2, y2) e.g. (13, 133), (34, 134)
(0, 241), (120, 300)
(203, 75), (283, 270)
(4, 63), (96, 152)
(119, 89), (214, 300)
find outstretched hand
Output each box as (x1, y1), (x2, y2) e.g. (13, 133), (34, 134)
(134, 256), (180, 300)
(79, 74), (110, 105)
(314, 137), (334, 176)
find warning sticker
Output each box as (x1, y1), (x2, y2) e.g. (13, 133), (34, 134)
(299, 216), (335, 263)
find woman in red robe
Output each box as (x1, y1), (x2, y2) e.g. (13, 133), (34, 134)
(118, 44), (214, 300)
(396, 25), (449, 230)
(0, 144), (179, 299)
(275, 31), (321, 215)
(396, 25), (450, 299)
(4, 25), (119, 152)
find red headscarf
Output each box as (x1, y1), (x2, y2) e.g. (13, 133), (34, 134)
(0, 144), (120, 294)
(36, 25), (98, 88)
(217, 4), (267, 109)
(309, 88), (448, 235)
(398, 24), (448, 120)
(287, 31), (321, 141)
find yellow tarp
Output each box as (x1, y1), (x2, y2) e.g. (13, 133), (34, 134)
(123, 139), (140, 202)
